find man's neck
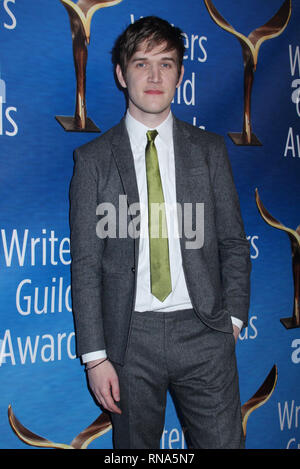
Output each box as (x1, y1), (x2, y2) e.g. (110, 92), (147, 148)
(128, 106), (171, 129)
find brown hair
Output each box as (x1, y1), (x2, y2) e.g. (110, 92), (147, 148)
(112, 16), (185, 76)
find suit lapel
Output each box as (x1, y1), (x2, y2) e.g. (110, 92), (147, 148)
(173, 117), (192, 207)
(111, 119), (140, 215)
(173, 117), (207, 206)
(173, 117), (208, 268)
(110, 119), (141, 273)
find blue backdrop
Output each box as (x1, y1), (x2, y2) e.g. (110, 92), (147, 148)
(1, 0), (299, 450)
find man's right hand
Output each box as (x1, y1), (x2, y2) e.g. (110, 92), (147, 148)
(86, 359), (122, 414)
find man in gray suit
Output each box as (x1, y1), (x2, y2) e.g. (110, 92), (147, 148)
(69, 16), (251, 449)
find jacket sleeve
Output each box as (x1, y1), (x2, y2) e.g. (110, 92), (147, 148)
(211, 137), (251, 327)
(69, 149), (106, 357)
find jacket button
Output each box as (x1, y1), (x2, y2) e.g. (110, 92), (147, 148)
(131, 267), (135, 273)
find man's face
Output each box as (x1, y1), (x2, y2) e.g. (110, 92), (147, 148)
(116, 41), (184, 124)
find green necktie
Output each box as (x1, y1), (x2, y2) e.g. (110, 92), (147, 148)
(145, 130), (172, 302)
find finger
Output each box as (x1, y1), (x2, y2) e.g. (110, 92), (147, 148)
(102, 390), (122, 414)
(93, 390), (105, 408)
(111, 377), (120, 402)
(103, 397), (122, 414)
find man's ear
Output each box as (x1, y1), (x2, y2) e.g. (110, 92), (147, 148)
(116, 64), (127, 89)
(176, 65), (185, 88)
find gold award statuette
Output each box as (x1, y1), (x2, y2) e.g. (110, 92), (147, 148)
(256, 189), (300, 329)
(8, 366), (277, 448)
(241, 365), (277, 437)
(203, 0), (292, 146)
(8, 404), (112, 449)
(56, 0), (122, 133)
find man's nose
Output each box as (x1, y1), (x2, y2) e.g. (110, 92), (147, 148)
(148, 64), (162, 82)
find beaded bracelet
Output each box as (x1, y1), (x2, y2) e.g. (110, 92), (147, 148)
(85, 357), (108, 372)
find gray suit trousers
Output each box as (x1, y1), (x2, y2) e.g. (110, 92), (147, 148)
(110, 309), (245, 449)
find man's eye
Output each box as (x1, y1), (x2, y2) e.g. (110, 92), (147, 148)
(161, 63), (171, 68)
(136, 62), (146, 68)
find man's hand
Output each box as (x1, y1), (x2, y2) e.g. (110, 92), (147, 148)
(232, 324), (240, 344)
(86, 359), (122, 414)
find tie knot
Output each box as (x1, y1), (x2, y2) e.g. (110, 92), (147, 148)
(146, 130), (158, 143)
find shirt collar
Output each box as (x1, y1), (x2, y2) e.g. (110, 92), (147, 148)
(125, 110), (173, 149)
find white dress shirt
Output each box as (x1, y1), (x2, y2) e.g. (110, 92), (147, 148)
(81, 111), (242, 363)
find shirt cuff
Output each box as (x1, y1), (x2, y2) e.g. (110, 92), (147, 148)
(231, 316), (243, 331)
(81, 350), (107, 364)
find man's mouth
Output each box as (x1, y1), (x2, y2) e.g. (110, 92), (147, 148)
(144, 90), (163, 95)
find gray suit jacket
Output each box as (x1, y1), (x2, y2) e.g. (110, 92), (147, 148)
(69, 116), (251, 365)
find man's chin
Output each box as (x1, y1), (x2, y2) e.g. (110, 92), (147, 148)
(138, 104), (171, 115)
